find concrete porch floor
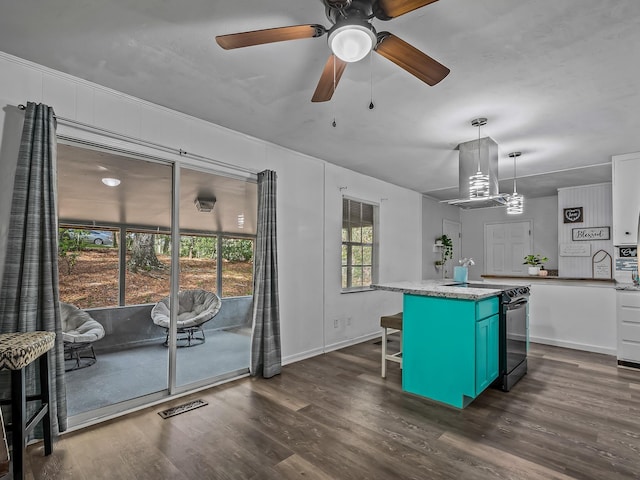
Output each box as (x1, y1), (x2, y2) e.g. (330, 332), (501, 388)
(65, 327), (251, 416)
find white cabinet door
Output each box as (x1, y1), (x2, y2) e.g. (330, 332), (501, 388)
(617, 291), (640, 364)
(612, 152), (640, 245)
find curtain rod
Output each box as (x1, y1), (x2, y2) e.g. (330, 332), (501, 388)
(17, 103), (258, 177)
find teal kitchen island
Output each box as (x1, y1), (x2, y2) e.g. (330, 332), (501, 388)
(373, 280), (515, 409)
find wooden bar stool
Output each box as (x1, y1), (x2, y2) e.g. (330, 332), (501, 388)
(380, 312), (403, 378)
(0, 332), (56, 480)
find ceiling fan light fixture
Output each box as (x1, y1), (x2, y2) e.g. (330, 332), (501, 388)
(328, 24), (376, 63)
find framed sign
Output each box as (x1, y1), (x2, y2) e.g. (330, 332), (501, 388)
(559, 243), (591, 257)
(572, 226), (610, 241)
(616, 258), (638, 272)
(619, 247), (637, 258)
(592, 249), (612, 279)
(563, 207), (583, 223)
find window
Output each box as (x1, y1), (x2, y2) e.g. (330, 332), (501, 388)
(342, 197), (377, 291)
(58, 227), (119, 308)
(221, 238), (255, 297)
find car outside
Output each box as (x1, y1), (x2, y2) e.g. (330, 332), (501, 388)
(80, 230), (113, 246)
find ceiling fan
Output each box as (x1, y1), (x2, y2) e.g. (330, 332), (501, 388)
(215, 0), (450, 102)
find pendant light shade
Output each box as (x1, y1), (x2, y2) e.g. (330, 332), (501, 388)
(468, 118), (490, 198)
(469, 171), (490, 198)
(506, 152), (524, 215)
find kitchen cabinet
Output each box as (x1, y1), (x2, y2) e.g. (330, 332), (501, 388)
(617, 290), (640, 367)
(402, 294), (499, 408)
(476, 313), (499, 392)
(612, 152), (640, 245)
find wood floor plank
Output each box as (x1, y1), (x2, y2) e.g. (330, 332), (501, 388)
(24, 341), (640, 479)
(438, 431), (575, 480)
(274, 454), (335, 480)
(242, 376), (311, 411)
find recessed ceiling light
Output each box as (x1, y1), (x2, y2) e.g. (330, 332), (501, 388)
(101, 177), (121, 187)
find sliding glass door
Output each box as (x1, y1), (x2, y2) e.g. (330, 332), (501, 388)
(57, 144), (172, 420)
(57, 143), (256, 424)
(174, 166), (255, 390)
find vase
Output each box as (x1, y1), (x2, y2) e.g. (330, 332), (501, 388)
(528, 266), (540, 275)
(454, 266), (468, 283)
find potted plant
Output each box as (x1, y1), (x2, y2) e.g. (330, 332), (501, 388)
(435, 234), (454, 271)
(523, 254), (548, 275)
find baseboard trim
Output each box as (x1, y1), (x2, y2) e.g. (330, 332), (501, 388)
(323, 331), (381, 354)
(282, 347), (325, 366)
(530, 336), (616, 356)
(282, 331), (383, 366)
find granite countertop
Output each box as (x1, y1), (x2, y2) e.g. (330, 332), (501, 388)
(616, 284), (640, 291)
(482, 274), (615, 283)
(371, 280), (512, 300)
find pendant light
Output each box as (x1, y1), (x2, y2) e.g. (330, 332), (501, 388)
(468, 118), (490, 198)
(506, 152), (524, 215)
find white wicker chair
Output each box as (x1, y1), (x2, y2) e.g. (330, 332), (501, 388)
(151, 289), (222, 347)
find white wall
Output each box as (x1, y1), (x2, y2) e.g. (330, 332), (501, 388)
(421, 196), (461, 279)
(0, 51), (422, 364)
(460, 196), (559, 281)
(557, 183), (613, 278)
(323, 164), (422, 353)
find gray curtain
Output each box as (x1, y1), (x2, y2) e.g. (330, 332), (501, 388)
(0, 102), (67, 433)
(250, 170), (281, 378)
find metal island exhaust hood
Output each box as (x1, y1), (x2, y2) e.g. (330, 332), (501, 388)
(443, 135), (509, 209)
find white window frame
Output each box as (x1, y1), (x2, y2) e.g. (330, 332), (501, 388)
(341, 196), (379, 293)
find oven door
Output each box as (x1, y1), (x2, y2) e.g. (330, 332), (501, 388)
(505, 298), (528, 373)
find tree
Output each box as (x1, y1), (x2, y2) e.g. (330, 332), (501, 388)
(127, 233), (165, 272)
(222, 238), (253, 262)
(58, 228), (82, 274)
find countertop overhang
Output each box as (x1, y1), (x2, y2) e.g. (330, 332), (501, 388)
(371, 280), (516, 300)
(481, 274), (617, 288)
(482, 274), (615, 283)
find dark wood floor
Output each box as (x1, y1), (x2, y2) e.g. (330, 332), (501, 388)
(25, 339), (640, 480)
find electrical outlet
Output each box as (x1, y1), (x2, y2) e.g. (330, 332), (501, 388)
(334, 318), (339, 328)
(346, 317), (352, 326)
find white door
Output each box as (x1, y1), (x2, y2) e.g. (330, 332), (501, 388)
(484, 221), (532, 275)
(443, 219), (461, 278)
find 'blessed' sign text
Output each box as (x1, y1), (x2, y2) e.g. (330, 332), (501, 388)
(572, 226), (610, 241)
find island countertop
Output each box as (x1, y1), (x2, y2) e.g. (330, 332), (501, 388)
(371, 280), (509, 300)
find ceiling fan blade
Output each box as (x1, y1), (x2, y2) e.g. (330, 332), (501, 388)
(375, 32), (450, 86)
(216, 24), (325, 50)
(312, 54), (348, 102)
(374, 0), (439, 20)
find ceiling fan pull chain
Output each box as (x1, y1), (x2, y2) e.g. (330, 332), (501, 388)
(369, 50), (375, 110)
(332, 55), (338, 127)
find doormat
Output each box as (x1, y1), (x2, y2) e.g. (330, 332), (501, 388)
(158, 399), (208, 419)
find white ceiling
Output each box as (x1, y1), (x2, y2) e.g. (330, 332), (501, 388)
(57, 144), (258, 234)
(2, 0), (639, 200)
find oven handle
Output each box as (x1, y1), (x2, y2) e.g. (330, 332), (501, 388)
(505, 298), (528, 309)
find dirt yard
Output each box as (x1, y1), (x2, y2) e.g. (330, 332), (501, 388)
(59, 249), (253, 309)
